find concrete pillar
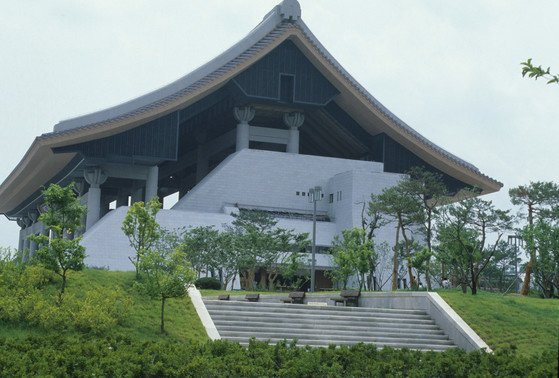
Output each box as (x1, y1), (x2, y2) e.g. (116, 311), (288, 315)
(145, 165), (159, 201)
(29, 236), (37, 260)
(100, 196), (111, 218)
(283, 112), (304, 154)
(84, 168), (108, 231)
(116, 191), (129, 207)
(234, 106), (255, 151)
(196, 145), (209, 182)
(23, 237), (30, 262)
(131, 184), (144, 204)
(17, 218), (26, 253)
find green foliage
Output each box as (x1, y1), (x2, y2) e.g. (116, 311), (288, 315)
(70, 289), (131, 334)
(509, 181), (559, 295)
(121, 197), (162, 278)
(329, 228), (375, 290)
(522, 220), (559, 298)
(0, 263), (130, 334)
(195, 277), (221, 290)
(521, 58), (559, 85)
(436, 196), (513, 295)
(37, 182), (85, 236)
(376, 181), (423, 290)
(136, 248), (196, 333)
(30, 183), (87, 303)
(228, 210), (309, 290)
(0, 336), (555, 377)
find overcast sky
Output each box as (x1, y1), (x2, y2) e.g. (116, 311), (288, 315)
(1, 0), (558, 248)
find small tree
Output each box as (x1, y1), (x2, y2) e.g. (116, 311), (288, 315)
(136, 247), (195, 333)
(509, 181), (559, 295)
(522, 220), (559, 298)
(330, 228), (376, 290)
(404, 167), (448, 290)
(122, 198), (162, 279)
(377, 183), (422, 290)
(227, 210), (307, 290)
(30, 183), (86, 304)
(436, 197), (513, 295)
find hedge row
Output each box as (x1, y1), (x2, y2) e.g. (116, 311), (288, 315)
(0, 335), (555, 377)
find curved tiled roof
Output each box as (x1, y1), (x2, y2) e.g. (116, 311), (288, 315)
(0, 0), (501, 215)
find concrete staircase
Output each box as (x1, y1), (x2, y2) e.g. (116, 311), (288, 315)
(203, 299), (456, 351)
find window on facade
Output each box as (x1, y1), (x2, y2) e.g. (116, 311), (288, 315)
(329, 193), (333, 203)
(279, 74), (294, 103)
(302, 192), (306, 196)
(296, 191), (300, 196)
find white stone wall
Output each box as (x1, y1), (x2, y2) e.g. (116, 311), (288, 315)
(83, 149), (421, 287)
(173, 149), (383, 215)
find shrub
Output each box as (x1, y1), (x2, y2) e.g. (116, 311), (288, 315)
(70, 289), (131, 334)
(195, 277), (221, 290)
(0, 337), (556, 377)
(25, 292), (70, 330)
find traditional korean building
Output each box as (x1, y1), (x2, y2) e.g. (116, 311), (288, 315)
(0, 0), (501, 288)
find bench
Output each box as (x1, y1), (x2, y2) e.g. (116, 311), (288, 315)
(245, 294), (260, 302)
(331, 290), (360, 307)
(281, 291), (305, 304)
(218, 294), (230, 301)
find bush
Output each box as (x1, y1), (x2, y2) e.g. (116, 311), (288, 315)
(70, 289), (131, 334)
(195, 277), (221, 290)
(0, 337), (556, 377)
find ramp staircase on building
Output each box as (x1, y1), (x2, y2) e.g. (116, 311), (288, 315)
(203, 299), (457, 351)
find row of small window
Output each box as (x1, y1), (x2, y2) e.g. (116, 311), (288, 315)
(295, 191), (342, 202)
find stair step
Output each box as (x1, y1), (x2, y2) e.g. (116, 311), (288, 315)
(208, 311), (436, 325)
(217, 326), (447, 339)
(202, 300), (457, 350)
(213, 320), (443, 333)
(224, 336), (456, 351)
(204, 303), (429, 319)
(203, 300), (427, 315)
(219, 331), (453, 345)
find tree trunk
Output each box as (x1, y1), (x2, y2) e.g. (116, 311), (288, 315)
(392, 223), (400, 291)
(460, 282), (467, 293)
(425, 269), (432, 291)
(58, 271), (67, 305)
(521, 205), (534, 296)
(470, 262), (477, 295)
(399, 220), (416, 289)
(521, 260), (533, 296)
(160, 297), (166, 334)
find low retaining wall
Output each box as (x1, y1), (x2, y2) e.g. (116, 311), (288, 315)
(203, 291), (491, 351)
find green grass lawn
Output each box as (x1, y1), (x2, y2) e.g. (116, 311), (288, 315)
(2, 269), (556, 357)
(0, 269), (207, 343)
(438, 289), (558, 355)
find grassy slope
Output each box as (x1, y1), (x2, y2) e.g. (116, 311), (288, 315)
(2, 270), (556, 356)
(0, 269), (207, 343)
(438, 289), (558, 355)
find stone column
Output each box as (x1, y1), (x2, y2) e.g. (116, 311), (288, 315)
(23, 237), (30, 262)
(131, 182), (144, 204)
(195, 131), (209, 183)
(17, 218), (26, 254)
(145, 166), (159, 201)
(283, 112), (304, 154)
(84, 168), (108, 231)
(234, 106), (255, 151)
(28, 236), (37, 260)
(116, 190), (129, 207)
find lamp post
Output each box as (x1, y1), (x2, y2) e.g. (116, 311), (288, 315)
(308, 186), (322, 292)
